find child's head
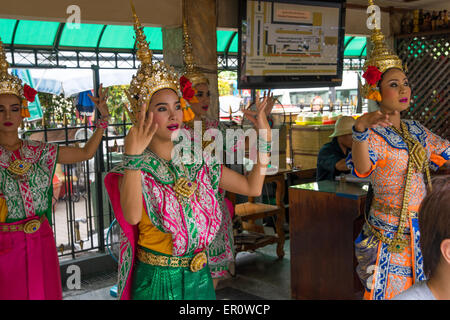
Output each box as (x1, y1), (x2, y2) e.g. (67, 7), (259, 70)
(419, 175), (450, 279)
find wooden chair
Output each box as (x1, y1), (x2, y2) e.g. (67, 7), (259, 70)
(228, 171), (287, 259)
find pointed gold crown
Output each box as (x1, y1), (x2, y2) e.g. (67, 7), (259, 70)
(182, 3), (209, 88)
(0, 38), (25, 101)
(126, 0), (179, 125)
(360, 0), (406, 101)
(363, 0), (405, 75)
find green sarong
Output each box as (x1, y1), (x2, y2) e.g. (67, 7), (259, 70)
(131, 247), (216, 300)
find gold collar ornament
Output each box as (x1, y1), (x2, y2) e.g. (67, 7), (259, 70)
(149, 150), (198, 204)
(390, 122), (430, 186)
(7, 159), (33, 180)
(3, 142), (34, 181)
(173, 176), (198, 200)
(166, 163), (198, 205)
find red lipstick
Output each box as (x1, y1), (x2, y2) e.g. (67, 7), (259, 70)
(167, 124), (179, 131)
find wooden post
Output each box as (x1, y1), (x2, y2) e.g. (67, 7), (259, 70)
(162, 0), (219, 120)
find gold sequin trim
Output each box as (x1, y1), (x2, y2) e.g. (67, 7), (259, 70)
(0, 215), (45, 233)
(371, 199), (418, 219)
(137, 248), (207, 272)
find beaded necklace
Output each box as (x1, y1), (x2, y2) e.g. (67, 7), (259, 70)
(2, 141), (34, 181)
(147, 150), (198, 205)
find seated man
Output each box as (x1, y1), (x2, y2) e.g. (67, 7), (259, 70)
(316, 116), (355, 181)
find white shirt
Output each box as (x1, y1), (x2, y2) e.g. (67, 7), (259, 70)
(392, 281), (436, 300)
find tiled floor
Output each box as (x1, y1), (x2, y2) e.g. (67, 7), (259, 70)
(63, 238), (292, 300)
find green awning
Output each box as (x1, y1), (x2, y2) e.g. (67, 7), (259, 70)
(0, 18), (366, 57)
(217, 30), (237, 54)
(0, 19), (164, 51)
(0, 18), (18, 44)
(344, 36), (367, 58)
(1, 18), (226, 52)
(59, 23), (105, 48)
(218, 33), (367, 57)
(14, 20), (60, 46)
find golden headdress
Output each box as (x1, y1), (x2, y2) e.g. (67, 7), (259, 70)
(181, 1), (209, 88)
(0, 38), (35, 117)
(361, 0), (407, 102)
(125, 0), (179, 125)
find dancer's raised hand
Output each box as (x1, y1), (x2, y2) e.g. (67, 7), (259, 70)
(354, 110), (397, 132)
(88, 83), (110, 118)
(124, 103), (158, 155)
(263, 90), (275, 117)
(242, 92), (272, 141)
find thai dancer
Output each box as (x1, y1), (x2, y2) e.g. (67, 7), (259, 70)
(0, 37), (110, 299)
(178, 6), (276, 286)
(347, 1), (450, 300)
(104, 3), (273, 300)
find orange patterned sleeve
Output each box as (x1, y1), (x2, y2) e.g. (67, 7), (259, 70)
(346, 130), (386, 178)
(422, 125), (450, 170)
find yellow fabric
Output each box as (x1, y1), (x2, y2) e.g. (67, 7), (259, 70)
(137, 207), (173, 255)
(0, 197), (7, 223)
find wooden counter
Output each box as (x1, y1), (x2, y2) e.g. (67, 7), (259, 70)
(289, 180), (367, 300)
(291, 124), (334, 170)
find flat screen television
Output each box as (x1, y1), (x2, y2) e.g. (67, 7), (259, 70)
(238, 0), (346, 89)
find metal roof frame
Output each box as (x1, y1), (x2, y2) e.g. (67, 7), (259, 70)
(2, 19), (366, 71)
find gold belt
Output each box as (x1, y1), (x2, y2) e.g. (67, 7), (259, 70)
(0, 215), (46, 234)
(371, 199), (418, 219)
(136, 248), (207, 273)
(368, 199), (418, 253)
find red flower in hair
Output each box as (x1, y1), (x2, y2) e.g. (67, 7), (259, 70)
(23, 84), (38, 102)
(180, 76), (196, 101)
(182, 86), (196, 101)
(363, 66), (382, 86)
(180, 76), (190, 91)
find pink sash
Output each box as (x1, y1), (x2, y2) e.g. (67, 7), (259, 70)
(104, 172), (138, 300)
(0, 216), (62, 300)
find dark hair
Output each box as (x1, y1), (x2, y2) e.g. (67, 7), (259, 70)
(418, 175), (450, 279)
